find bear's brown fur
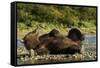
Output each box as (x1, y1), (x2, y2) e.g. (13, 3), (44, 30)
(35, 28), (84, 55)
(23, 28), (84, 55)
(23, 29), (40, 50)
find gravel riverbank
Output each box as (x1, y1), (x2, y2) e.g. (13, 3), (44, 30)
(17, 44), (97, 65)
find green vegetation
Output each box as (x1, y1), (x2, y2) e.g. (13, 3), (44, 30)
(17, 3), (97, 38)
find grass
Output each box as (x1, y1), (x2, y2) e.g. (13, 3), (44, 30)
(17, 21), (96, 40)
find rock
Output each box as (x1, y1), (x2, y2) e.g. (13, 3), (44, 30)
(17, 47), (29, 57)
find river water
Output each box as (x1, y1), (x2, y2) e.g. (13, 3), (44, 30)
(84, 36), (96, 44)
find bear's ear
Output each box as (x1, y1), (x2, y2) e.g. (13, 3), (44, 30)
(49, 29), (59, 37)
(67, 28), (84, 41)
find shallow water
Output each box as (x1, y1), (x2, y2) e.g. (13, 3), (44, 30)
(84, 36), (96, 44)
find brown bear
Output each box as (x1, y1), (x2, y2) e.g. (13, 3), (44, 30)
(35, 28), (84, 55)
(23, 28), (40, 56)
(67, 28), (84, 41)
(23, 29), (62, 56)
